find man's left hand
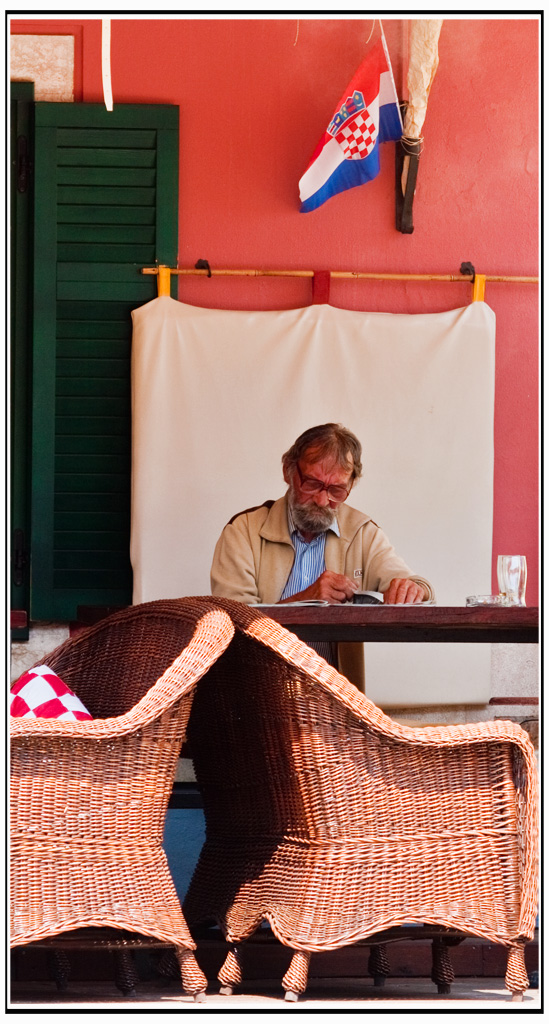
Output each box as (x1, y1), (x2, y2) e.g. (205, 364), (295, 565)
(383, 578), (425, 604)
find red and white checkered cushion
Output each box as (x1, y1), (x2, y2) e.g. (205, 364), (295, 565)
(10, 665), (92, 721)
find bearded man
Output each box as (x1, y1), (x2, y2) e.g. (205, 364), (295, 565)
(210, 423), (434, 690)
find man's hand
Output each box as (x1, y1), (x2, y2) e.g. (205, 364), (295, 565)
(280, 570), (358, 605)
(383, 578), (425, 604)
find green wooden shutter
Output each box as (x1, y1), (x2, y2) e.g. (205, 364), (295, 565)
(31, 103), (178, 620)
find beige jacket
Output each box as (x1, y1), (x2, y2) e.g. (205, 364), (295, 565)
(211, 495), (434, 690)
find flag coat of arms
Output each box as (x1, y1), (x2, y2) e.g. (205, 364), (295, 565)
(299, 37), (402, 213)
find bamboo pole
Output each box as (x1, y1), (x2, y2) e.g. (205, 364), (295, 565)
(143, 265), (538, 302)
(142, 266), (538, 284)
(143, 268), (315, 278)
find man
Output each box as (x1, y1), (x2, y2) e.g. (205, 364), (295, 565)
(211, 423), (434, 690)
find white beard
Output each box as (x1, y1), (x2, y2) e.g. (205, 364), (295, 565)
(288, 484), (336, 535)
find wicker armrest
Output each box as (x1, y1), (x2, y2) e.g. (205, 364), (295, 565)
(11, 609), (234, 741)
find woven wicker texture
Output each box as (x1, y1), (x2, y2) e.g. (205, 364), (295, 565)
(10, 599), (235, 997)
(184, 598), (538, 997)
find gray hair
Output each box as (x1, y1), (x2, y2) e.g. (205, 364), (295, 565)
(282, 423), (362, 480)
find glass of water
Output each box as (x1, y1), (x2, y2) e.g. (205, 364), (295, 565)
(497, 555), (527, 606)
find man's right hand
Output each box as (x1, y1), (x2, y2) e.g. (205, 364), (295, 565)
(280, 570), (358, 605)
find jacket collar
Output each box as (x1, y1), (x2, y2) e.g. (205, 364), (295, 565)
(259, 494), (371, 545)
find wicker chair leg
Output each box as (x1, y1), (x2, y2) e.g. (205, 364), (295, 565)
(156, 947), (180, 980)
(112, 949), (140, 996)
(431, 937), (455, 995)
(175, 947), (208, 1002)
(47, 950), (71, 991)
(282, 950), (312, 1001)
(218, 945), (244, 995)
(368, 943), (391, 987)
(505, 944), (529, 1002)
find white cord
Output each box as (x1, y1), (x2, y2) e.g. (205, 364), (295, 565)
(102, 18), (113, 112)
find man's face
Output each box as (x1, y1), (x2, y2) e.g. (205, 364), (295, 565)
(286, 449), (354, 535)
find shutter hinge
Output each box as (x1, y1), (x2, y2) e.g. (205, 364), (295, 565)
(13, 528), (27, 586)
(17, 135), (30, 193)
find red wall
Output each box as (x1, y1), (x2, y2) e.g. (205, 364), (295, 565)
(11, 17), (540, 602)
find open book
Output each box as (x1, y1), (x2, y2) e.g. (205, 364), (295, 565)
(254, 600), (329, 607)
(254, 592), (384, 608)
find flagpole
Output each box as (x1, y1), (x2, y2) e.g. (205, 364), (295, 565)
(379, 19), (402, 135)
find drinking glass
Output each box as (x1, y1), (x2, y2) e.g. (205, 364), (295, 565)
(497, 555), (527, 606)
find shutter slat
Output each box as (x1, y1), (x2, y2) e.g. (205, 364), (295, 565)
(57, 300), (150, 320)
(55, 492), (129, 513)
(57, 358), (128, 379)
(54, 570), (133, 589)
(55, 512), (128, 531)
(57, 395), (130, 415)
(58, 224), (155, 243)
(58, 147), (156, 167)
(55, 531), (128, 550)
(55, 435), (130, 455)
(57, 127), (157, 145)
(58, 185), (156, 205)
(58, 205), (156, 224)
(56, 377), (129, 397)
(57, 244), (156, 263)
(58, 262), (153, 282)
(55, 454), (127, 472)
(55, 472), (128, 493)
(57, 327), (130, 344)
(55, 550), (130, 571)
(57, 281), (152, 301)
(57, 167), (156, 186)
(55, 416), (129, 435)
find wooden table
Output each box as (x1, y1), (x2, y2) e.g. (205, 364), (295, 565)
(75, 604), (538, 646)
(256, 604), (538, 645)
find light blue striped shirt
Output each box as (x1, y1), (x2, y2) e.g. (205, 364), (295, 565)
(280, 507), (340, 666)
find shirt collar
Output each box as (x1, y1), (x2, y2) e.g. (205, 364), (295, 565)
(287, 503), (340, 540)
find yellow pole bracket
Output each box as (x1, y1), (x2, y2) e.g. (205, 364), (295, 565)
(472, 274), (486, 302)
(157, 265), (172, 297)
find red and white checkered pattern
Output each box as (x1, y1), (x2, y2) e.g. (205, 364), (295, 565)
(10, 665), (92, 721)
(336, 110), (378, 160)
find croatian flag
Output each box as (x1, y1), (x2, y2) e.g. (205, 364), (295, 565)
(299, 36), (402, 213)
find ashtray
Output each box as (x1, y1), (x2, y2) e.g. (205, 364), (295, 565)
(465, 594), (506, 607)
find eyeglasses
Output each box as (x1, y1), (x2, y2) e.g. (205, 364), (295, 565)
(295, 464), (352, 503)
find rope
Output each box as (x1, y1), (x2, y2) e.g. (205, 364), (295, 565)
(365, 19), (377, 46)
(401, 134), (424, 156)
